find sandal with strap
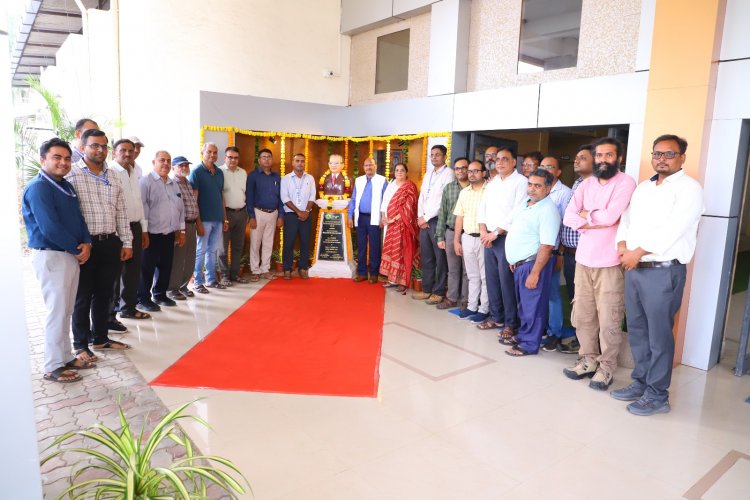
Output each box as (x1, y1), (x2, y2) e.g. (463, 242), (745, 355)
(75, 348), (99, 363)
(498, 336), (519, 346)
(65, 358), (96, 370)
(505, 346), (536, 357)
(92, 340), (131, 351)
(43, 367), (82, 383)
(476, 321), (504, 331)
(119, 309), (151, 320)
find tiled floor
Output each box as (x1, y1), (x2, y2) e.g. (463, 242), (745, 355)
(115, 278), (750, 499)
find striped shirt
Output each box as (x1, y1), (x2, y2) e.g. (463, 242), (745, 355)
(453, 182), (487, 234)
(66, 159), (133, 247)
(173, 175), (199, 222)
(560, 177), (584, 248)
(436, 180), (466, 242)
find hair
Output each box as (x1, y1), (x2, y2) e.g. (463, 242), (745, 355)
(593, 136), (624, 158)
(293, 153), (305, 159)
(431, 144), (447, 155)
(329, 153), (343, 163)
(542, 155), (560, 168)
(225, 146), (240, 154)
(453, 156), (469, 166)
(75, 118), (98, 132)
(523, 151), (544, 164)
(81, 129), (106, 145)
(258, 148), (273, 157)
(529, 168), (554, 186)
(497, 146), (516, 157)
(201, 142), (217, 153)
(40, 137), (72, 157)
(576, 144), (595, 156)
(112, 138), (134, 151)
(393, 162), (408, 173)
(469, 159), (485, 171)
(153, 150), (170, 159)
(653, 134), (688, 154)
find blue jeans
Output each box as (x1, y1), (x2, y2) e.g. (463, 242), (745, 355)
(194, 221), (222, 286)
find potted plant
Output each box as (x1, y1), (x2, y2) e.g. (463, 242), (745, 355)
(293, 249), (300, 270)
(271, 248), (283, 272)
(41, 399), (251, 499)
(411, 267), (423, 292)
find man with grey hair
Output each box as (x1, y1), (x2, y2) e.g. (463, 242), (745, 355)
(219, 146), (248, 285)
(167, 156), (200, 300)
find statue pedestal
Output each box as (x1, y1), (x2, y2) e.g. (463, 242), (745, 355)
(309, 205), (355, 279)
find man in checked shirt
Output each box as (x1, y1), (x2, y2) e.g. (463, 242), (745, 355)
(66, 129), (133, 362)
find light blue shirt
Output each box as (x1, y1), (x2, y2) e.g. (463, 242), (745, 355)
(504, 196), (561, 264)
(140, 171), (185, 234)
(280, 172), (316, 212)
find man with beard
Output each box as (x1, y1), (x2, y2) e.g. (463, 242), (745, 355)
(483, 146), (498, 182)
(562, 137), (636, 390)
(436, 158), (470, 310)
(612, 134), (703, 415)
(520, 151), (543, 178)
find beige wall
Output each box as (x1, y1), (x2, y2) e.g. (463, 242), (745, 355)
(468, 0), (641, 90)
(349, 12), (431, 105)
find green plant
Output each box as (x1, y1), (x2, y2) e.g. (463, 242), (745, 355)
(411, 266), (422, 279)
(41, 398), (251, 499)
(293, 249), (300, 261)
(271, 248), (282, 263)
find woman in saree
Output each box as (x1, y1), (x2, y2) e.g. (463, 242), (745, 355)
(379, 163), (419, 294)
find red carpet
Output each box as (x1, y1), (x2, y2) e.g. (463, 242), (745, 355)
(151, 279), (385, 397)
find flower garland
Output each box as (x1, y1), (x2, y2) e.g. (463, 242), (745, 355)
(227, 131), (234, 147)
(369, 139), (373, 158)
(317, 169), (352, 209)
(385, 140), (391, 179)
(403, 140), (409, 165)
(344, 140), (349, 171)
(254, 139), (260, 169)
(353, 145), (359, 178)
(421, 136), (428, 177)
(304, 138), (309, 172)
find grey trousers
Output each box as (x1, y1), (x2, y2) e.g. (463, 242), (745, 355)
(420, 218), (447, 296)
(444, 228), (468, 304)
(168, 221), (197, 292)
(32, 250), (79, 373)
(220, 209), (247, 280)
(624, 264), (686, 402)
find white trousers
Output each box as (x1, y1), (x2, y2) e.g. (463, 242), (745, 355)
(32, 250), (79, 373)
(461, 234), (488, 314)
(250, 209), (278, 274)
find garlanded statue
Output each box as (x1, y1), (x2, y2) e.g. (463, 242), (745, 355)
(317, 154), (351, 209)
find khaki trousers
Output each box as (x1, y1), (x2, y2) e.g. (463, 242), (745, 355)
(249, 209), (278, 274)
(572, 263), (625, 374)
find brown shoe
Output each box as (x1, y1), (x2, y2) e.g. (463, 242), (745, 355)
(412, 291), (431, 300)
(436, 298), (457, 310)
(283, 271), (292, 280)
(426, 294), (444, 305)
(299, 269), (309, 279)
(368, 276), (377, 284)
(353, 275), (367, 282)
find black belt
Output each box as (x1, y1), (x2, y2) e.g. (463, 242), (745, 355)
(465, 232), (480, 237)
(514, 254), (537, 267)
(255, 207), (276, 213)
(637, 259), (681, 269)
(185, 219), (197, 224)
(445, 225), (455, 231)
(561, 245), (576, 256)
(129, 221), (140, 227)
(360, 212), (371, 216)
(226, 206), (246, 212)
(32, 247), (64, 252)
(91, 233), (116, 241)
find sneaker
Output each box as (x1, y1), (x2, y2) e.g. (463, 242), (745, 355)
(458, 309), (477, 320)
(137, 300), (161, 312)
(153, 296), (177, 307)
(426, 294), (444, 305)
(542, 337), (561, 352)
(610, 382), (646, 401)
(468, 312), (489, 324)
(557, 338), (580, 354)
(107, 319), (128, 333)
(562, 358), (598, 380)
(412, 291), (431, 300)
(589, 368), (613, 390)
(627, 396), (670, 416)
(206, 281), (227, 289)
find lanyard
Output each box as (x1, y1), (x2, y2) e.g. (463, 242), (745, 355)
(82, 166), (110, 186)
(425, 166), (443, 198)
(40, 171), (77, 197)
(292, 174), (306, 206)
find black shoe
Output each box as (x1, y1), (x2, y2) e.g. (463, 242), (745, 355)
(542, 337), (561, 352)
(137, 300), (161, 312)
(153, 296), (177, 307)
(557, 338), (580, 354)
(107, 319), (128, 333)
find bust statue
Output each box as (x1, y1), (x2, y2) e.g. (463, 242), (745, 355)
(320, 154), (350, 196)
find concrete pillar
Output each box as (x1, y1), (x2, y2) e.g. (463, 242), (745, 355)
(427, 0), (471, 96)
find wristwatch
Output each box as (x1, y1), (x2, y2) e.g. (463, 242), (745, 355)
(492, 229), (499, 236)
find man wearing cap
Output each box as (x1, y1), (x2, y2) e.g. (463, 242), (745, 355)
(138, 151), (185, 311)
(128, 136), (145, 179)
(109, 138), (150, 325)
(246, 148), (284, 281)
(219, 146), (248, 285)
(189, 143), (229, 293)
(167, 156), (200, 300)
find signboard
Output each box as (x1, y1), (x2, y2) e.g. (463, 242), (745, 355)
(317, 211), (345, 261)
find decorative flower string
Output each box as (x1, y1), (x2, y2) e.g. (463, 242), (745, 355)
(344, 140), (349, 171)
(279, 136), (286, 249)
(369, 139), (373, 158)
(403, 140), (409, 165)
(421, 136), (428, 177)
(304, 139), (309, 172)
(385, 140), (391, 179)
(227, 131), (234, 147)
(353, 145), (359, 178)
(200, 125), (450, 144)
(254, 139), (260, 170)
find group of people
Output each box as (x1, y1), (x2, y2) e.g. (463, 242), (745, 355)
(23, 119), (703, 416)
(349, 136), (703, 416)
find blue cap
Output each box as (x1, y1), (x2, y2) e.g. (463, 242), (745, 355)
(172, 156), (191, 166)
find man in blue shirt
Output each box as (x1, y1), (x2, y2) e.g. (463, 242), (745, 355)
(188, 143), (228, 293)
(246, 148), (285, 281)
(348, 157), (388, 283)
(501, 169), (561, 357)
(23, 138), (94, 383)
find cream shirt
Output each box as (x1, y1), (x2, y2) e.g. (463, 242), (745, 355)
(220, 164), (248, 209)
(110, 160), (146, 231)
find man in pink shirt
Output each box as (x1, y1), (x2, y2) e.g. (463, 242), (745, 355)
(561, 137), (636, 390)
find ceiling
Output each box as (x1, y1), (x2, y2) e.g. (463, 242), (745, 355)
(10, 0), (109, 87)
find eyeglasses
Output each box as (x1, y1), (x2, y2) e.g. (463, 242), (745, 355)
(467, 169), (482, 174)
(226, 155), (239, 161)
(259, 155), (272, 159)
(484, 153), (497, 158)
(651, 151), (680, 159)
(521, 162), (537, 168)
(454, 166), (468, 171)
(540, 164), (557, 170)
(86, 143), (109, 151)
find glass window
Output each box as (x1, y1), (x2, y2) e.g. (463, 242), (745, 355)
(375, 29), (410, 94)
(518, 0), (582, 73)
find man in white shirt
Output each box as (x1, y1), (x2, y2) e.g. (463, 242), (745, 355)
(348, 157), (388, 283)
(478, 146), (527, 336)
(414, 145), (455, 303)
(109, 139), (150, 324)
(280, 153), (316, 279)
(219, 146), (248, 285)
(612, 134), (704, 416)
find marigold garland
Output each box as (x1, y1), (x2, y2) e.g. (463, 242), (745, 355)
(369, 139), (373, 158)
(421, 136), (428, 177)
(317, 169), (352, 209)
(279, 136), (286, 249)
(385, 140), (392, 179)
(344, 140), (349, 171)
(304, 138), (309, 172)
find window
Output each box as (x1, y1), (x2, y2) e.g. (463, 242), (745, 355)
(518, 0), (582, 73)
(375, 29), (410, 94)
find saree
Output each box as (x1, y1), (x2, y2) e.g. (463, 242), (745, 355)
(379, 180), (419, 287)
